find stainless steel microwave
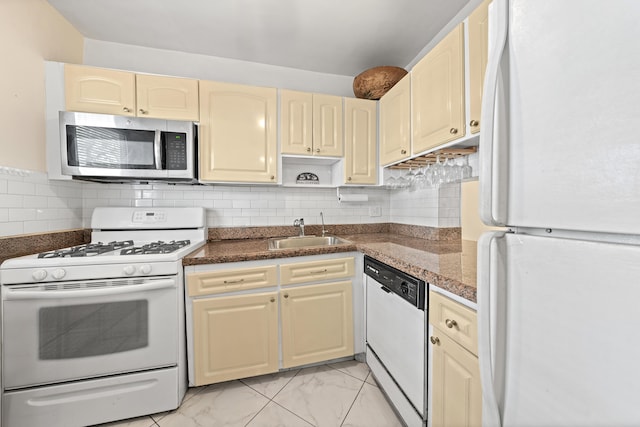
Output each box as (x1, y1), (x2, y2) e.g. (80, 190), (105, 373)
(60, 111), (197, 183)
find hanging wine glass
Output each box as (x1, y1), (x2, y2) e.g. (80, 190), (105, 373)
(461, 155), (472, 180)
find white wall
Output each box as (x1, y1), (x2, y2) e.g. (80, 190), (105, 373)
(83, 39), (354, 97)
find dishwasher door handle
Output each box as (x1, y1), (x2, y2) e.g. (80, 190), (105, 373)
(380, 286), (392, 293)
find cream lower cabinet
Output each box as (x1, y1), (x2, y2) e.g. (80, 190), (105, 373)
(192, 292), (279, 386)
(281, 280), (354, 368)
(429, 291), (481, 427)
(199, 80), (277, 183)
(186, 255), (357, 386)
(344, 98), (377, 185)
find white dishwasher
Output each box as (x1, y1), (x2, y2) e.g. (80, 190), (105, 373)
(364, 256), (427, 427)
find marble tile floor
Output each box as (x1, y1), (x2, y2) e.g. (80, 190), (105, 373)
(97, 360), (403, 427)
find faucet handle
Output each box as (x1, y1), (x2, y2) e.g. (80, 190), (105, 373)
(293, 218), (304, 226)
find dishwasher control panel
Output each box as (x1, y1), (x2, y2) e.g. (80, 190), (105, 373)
(364, 256), (426, 309)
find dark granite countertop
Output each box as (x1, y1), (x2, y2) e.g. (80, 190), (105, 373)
(184, 232), (477, 303)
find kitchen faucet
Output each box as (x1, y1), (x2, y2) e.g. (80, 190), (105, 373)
(320, 212), (327, 236)
(293, 218), (305, 236)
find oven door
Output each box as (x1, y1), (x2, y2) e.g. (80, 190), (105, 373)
(2, 276), (179, 390)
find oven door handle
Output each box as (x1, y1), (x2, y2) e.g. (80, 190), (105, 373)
(3, 279), (176, 300)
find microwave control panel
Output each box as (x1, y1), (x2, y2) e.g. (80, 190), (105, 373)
(165, 132), (188, 170)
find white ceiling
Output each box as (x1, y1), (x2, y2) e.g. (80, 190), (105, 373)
(47, 0), (470, 77)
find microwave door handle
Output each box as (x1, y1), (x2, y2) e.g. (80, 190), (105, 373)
(3, 279), (175, 300)
(154, 129), (162, 170)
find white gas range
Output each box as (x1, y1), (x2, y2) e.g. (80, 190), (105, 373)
(0, 207), (206, 427)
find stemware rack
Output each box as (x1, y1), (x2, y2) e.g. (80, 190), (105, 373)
(387, 147), (477, 169)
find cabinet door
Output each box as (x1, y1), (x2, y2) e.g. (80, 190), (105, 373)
(65, 64), (136, 116)
(313, 94), (343, 157)
(281, 281), (354, 368)
(468, 0), (491, 134)
(281, 90), (313, 155)
(199, 80), (278, 183)
(430, 330), (482, 427)
(192, 292), (278, 386)
(344, 98), (378, 184)
(136, 74), (199, 120)
(379, 75), (411, 166)
(412, 24), (465, 154)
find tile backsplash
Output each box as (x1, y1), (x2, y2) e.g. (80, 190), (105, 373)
(0, 166), (463, 238)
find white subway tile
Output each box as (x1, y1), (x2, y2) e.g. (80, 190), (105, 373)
(0, 221), (24, 236)
(0, 209), (8, 222)
(0, 194), (23, 208)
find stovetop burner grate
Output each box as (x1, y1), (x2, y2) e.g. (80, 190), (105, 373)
(37, 241), (134, 258)
(120, 240), (191, 255)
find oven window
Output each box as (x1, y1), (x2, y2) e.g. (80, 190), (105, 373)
(39, 300), (148, 360)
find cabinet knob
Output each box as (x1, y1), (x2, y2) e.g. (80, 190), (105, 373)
(307, 147), (312, 152)
(315, 148), (321, 153)
(122, 107), (131, 113)
(270, 175), (275, 180)
(449, 128), (459, 134)
(445, 318), (458, 329)
(139, 109), (148, 115)
(470, 120), (479, 127)
(401, 149), (407, 155)
(270, 297), (275, 303)
(430, 336), (440, 345)
(284, 294), (289, 299)
(347, 177), (352, 181)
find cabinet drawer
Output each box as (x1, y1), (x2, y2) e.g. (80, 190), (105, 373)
(187, 265), (277, 296)
(429, 291), (477, 355)
(280, 257), (355, 285)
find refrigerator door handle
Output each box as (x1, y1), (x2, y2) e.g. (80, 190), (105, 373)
(478, 231), (507, 427)
(479, 0), (509, 227)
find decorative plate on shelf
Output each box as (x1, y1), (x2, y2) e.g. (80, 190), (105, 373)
(296, 172), (319, 184)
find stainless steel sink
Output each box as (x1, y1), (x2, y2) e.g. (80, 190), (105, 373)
(267, 235), (351, 250)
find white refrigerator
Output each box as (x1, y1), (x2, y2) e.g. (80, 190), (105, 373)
(477, 1), (640, 426)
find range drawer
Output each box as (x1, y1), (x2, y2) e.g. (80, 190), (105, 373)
(186, 265), (277, 296)
(279, 257), (355, 286)
(429, 291), (478, 355)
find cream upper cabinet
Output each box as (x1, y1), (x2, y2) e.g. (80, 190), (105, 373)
(281, 90), (313, 155)
(192, 291), (278, 386)
(199, 80), (278, 183)
(65, 64), (136, 116)
(379, 74), (411, 166)
(281, 90), (343, 157)
(468, 0), (491, 134)
(344, 98), (377, 185)
(429, 291), (481, 427)
(412, 24), (465, 154)
(313, 94), (343, 157)
(135, 74), (199, 121)
(65, 64), (199, 120)
(281, 280), (354, 368)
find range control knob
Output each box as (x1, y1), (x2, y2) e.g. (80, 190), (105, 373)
(400, 282), (409, 295)
(32, 269), (47, 281)
(52, 268), (67, 280)
(140, 264), (152, 275)
(123, 265), (136, 276)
